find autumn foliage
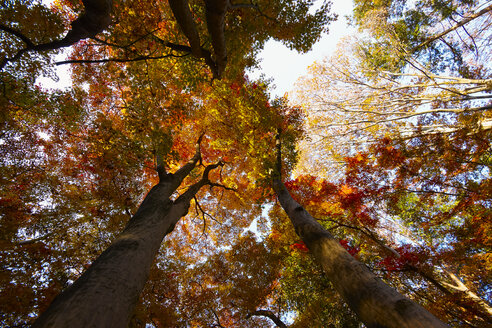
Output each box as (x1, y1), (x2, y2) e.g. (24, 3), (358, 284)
(1, 0), (491, 327)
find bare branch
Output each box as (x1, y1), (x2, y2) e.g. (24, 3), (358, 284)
(1, 0), (112, 69)
(55, 54), (186, 65)
(15, 233), (53, 246)
(207, 182), (235, 191)
(0, 23), (35, 47)
(414, 4), (492, 51)
(247, 310), (287, 328)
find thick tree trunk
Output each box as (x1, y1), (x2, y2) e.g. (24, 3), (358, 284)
(273, 178), (449, 328)
(32, 184), (184, 327)
(32, 142), (217, 328)
(168, 0), (203, 57)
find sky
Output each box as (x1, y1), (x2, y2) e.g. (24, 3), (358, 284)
(248, 0), (355, 98)
(38, 1), (355, 93)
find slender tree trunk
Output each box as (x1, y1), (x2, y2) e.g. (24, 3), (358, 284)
(273, 178), (449, 328)
(32, 140), (219, 328)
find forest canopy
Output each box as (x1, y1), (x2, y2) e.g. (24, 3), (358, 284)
(0, 0), (490, 327)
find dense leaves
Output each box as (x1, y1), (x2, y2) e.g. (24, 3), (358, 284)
(289, 1), (491, 326)
(0, 0), (334, 326)
(1, 0), (490, 327)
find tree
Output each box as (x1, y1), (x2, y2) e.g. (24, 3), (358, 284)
(0, 68), (305, 325)
(292, 38), (491, 180)
(350, 0), (492, 73)
(0, 0), (112, 69)
(286, 1), (491, 326)
(32, 137), (233, 327)
(365, 133), (492, 326)
(272, 132), (448, 328)
(1, 14), (306, 320)
(1, 0), (489, 327)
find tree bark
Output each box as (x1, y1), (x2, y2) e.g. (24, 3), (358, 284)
(167, 0), (203, 57)
(39, 0), (113, 51)
(272, 178), (449, 328)
(32, 140), (220, 328)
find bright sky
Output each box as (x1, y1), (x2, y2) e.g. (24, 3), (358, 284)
(38, 0), (355, 92)
(248, 0), (355, 98)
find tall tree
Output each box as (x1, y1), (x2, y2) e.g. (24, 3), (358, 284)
(292, 39), (491, 180)
(272, 132), (449, 328)
(0, 42), (304, 325)
(2, 0), (490, 327)
(287, 2), (491, 326)
(31, 136), (233, 327)
(351, 0), (492, 72)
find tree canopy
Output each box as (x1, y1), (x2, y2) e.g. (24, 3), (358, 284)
(1, 0), (490, 327)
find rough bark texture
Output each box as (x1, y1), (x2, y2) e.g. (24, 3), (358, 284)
(32, 144), (213, 328)
(273, 178), (449, 328)
(1, 0), (112, 69)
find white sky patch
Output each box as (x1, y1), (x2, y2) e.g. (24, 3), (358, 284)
(36, 130), (51, 141)
(243, 204), (273, 238)
(36, 49), (73, 90)
(248, 0), (355, 98)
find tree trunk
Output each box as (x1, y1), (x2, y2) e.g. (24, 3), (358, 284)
(273, 178), (449, 328)
(32, 141), (218, 327)
(204, 0), (228, 77)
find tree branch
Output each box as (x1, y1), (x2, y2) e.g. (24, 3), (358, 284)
(1, 0), (112, 69)
(414, 4), (492, 51)
(15, 233), (53, 246)
(175, 159), (225, 205)
(172, 133), (204, 183)
(0, 23), (35, 47)
(152, 37), (220, 78)
(275, 128), (282, 179)
(208, 181), (236, 192)
(55, 54), (185, 65)
(247, 310), (287, 328)
(167, 0), (203, 57)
